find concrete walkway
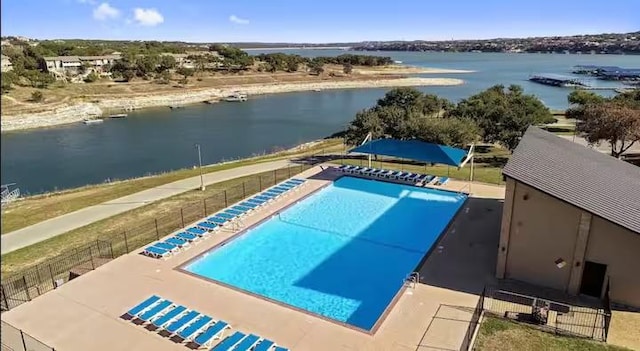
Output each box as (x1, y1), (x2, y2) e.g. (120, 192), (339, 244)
(1, 160), (292, 254)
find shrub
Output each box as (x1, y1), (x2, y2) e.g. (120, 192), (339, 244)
(30, 90), (44, 102)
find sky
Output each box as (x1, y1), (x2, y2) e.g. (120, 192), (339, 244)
(1, 0), (639, 43)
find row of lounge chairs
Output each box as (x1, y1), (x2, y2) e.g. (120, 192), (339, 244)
(141, 178), (307, 259)
(336, 165), (450, 186)
(124, 295), (289, 351)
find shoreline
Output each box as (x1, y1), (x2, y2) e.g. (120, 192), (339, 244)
(1, 76), (464, 132)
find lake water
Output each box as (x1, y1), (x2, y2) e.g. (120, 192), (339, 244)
(2, 51), (637, 194)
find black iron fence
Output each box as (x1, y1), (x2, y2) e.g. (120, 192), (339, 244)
(481, 285), (611, 342)
(460, 287), (485, 351)
(1, 163), (316, 312)
(1, 320), (55, 351)
(0, 240), (113, 312)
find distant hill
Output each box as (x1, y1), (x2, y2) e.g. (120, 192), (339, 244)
(2, 32), (638, 54)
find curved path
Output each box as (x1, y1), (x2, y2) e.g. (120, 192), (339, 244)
(1, 159), (292, 255)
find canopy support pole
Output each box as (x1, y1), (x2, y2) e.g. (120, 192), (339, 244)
(469, 155), (474, 192)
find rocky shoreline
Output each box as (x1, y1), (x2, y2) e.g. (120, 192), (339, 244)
(1, 77), (464, 132)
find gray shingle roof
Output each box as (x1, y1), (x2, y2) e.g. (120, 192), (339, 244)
(503, 126), (640, 235)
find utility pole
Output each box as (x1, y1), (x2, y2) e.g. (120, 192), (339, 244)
(195, 144), (205, 191)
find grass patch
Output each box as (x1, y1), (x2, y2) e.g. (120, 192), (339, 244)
(541, 125), (577, 136)
(1, 139), (343, 234)
(474, 316), (630, 351)
(1, 165), (310, 275)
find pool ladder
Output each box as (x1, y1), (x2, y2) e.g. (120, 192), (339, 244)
(405, 272), (420, 289)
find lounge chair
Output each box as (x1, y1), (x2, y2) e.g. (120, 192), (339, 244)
(142, 246), (170, 258)
(436, 176), (449, 185)
(151, 305), (187, 329)
(153, 242), (178, 252)
(208, 216), (229, 226)
(166, 237), (189, 248)
(187, 227), (207, 236)
(225, 208), (245, 217)
(246, 198), (266, 206)
(165, 310), (201, 335)
(369, 169), (385, 177)
(197, 221), (218, 231)
(124, 295), (162, 318)
(176, 232), (199, 242)
(254, 195), (273, 202)
(177, 315), (212, 341)
(217, 212), (237, 220)
(239, 201), (259, 209)
(337, 165), (354, 172)
(393, 171), (411, 180)
(138, 299), (173, 322)
(232, 205), (253, 213)
(274, 347), (289, 351)
(211, 332), (246, 351)
(192, 320), (230, 348)
(233, 334), (260, 351)
(413, 174), (430, 184)
(253, 339), (275, 351)
(290, 178), (305, 183)
(264, 190), (284, 198)
(377, 170), (394, 178)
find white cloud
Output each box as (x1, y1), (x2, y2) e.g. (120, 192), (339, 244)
(93, 2), (120, 21)
(133, 8), (164, 26)
(229, 15), (249, 25)
(78, 0), (97, 4)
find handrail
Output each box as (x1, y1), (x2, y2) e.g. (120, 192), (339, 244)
(405, 272), (420, 289)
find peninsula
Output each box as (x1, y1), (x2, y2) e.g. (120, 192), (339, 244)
(1, 40), (467, 131)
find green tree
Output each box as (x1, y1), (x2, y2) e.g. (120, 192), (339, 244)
(286, 60), (298, 73)
(308, 59), (325, 75)
(157, 55), (177, 72)
(122, 69), (136, 82)
(573, 94), (640, 158)
(176, 67), (195, 79)
(344, 88), (477, 147)
(84, 72), (99, 83)
(343, 63), (353, 75)
(1, 71), (17, 93)
(450, 84), (553, 150)
(30, 90), (44, 102)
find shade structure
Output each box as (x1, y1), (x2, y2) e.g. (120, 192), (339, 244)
(349, 139), (469, 167)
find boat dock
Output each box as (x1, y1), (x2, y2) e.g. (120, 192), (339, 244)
(572, 65), (640, 81)
(528, 74), (586, 87)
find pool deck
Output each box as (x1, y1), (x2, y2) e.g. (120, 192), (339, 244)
(1, 166), (506, 351)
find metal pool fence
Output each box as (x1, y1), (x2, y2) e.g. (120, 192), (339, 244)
(1, 320), (55, 351)
(479, 285), (611, 343)
(1, 163), (317, 312)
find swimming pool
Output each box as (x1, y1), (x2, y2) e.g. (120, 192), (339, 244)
(182, 176), (467, 331)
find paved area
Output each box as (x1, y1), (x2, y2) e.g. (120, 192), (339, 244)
(558, 135), (640, 155)
(1, 160), (292, 254)
(1, 167), (506, 351)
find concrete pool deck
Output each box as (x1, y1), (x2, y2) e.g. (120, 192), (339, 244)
(1, 166), (506, 351)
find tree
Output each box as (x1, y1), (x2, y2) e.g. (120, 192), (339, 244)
(83, 72), (99, 83)
(575, 101), (640, 158)
(30, 90), (44, 102)
(450, 84), (554, 150)
(344, 88), (478, 147)
(343, 63), (353, 75)
(122, 69), (136, 82)
(176, 67), (195, 80)
(286, 60), (298, 73)
(308, 59), (324, 75)
(1, 71), (17, 94)
(157, 55), (177, 72)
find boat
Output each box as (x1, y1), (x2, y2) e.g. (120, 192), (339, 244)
(225, 92), (248, 102)
(393, 60), (403, 64)
(83, 119), (104, 125)
(169, 104), (184, 109)
(108, 113), (127, 118)
(313, 88), (322, 92)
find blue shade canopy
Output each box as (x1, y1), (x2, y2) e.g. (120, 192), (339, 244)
(349, 139), (469, 167)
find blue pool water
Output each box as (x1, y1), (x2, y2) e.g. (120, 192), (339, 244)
(183, 176), (467, 330)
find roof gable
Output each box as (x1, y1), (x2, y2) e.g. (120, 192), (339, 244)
(503, 126), (640, 234)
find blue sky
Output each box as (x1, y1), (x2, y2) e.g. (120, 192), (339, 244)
(2, 0), (639, 43)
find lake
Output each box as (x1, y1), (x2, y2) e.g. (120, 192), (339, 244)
(2, 51), (637, 194)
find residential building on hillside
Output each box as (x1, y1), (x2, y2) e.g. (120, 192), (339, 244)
(43, 55), (121, 74)
(496, 127), (640, 308)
